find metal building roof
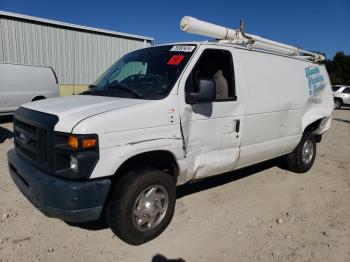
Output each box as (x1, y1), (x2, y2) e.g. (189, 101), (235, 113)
(0, 10), (154, 42)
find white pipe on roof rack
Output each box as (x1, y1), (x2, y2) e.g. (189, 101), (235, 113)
(180, 16), (238, 40)
(247, 34), (324, 59)
(180, 16), (325, 62)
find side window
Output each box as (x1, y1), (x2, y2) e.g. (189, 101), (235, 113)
(185, 49), (235, 103)
(342, 88), (350, 94)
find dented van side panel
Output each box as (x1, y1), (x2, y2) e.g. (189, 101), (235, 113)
(176, 45), (243, 183)
(301, 65), (334, 133)
(71, 95), (185, 179)
(234, 50), (333, 168)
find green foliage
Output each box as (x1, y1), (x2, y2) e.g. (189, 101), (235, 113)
(325, 52), (350, 85)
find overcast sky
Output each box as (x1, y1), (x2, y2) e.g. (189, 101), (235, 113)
(1, 0), (349, 59)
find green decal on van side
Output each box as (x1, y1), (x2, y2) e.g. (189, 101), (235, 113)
(305, 66), (325, 96)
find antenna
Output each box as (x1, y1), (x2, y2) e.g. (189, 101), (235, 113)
(180, 16), (325, 62)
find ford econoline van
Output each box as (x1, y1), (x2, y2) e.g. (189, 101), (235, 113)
(7, 17), (333, 245)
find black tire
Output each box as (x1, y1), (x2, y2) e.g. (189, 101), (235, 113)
(334, 98), (342, 109)
(286, 132), (316, 173)
(107, 169), (176, 245)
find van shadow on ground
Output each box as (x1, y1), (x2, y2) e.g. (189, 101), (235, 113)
(0, 115), (13, 124)
(152, 254), (185, 262)
(0, 126), (14, 143)
(0, 115), (14, 144)
(67, 158), (283, 231)
(333, 118), (350, 124)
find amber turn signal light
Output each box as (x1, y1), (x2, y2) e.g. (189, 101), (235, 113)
(82, 138), (97, 148)
(68, 135), (97, 149)
(68, 136), (78, 149)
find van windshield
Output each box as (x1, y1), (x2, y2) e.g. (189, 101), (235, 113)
(82, 45), (196, 99)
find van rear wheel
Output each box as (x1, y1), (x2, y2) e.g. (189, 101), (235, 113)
(286, 132), (316, 173)
(107, 169), (176, 245)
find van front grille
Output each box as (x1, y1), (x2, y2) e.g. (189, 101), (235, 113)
(14, 118), (48, 166)
(14, 120), (39, 160)
(13, 107), (58, 173)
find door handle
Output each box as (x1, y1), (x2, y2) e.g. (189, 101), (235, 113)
(235, 119), (240, 133)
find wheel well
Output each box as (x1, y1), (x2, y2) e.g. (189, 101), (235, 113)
(103, 151), (179, 210)
(334, 97), (343, 103)
(31, 96), (46, 101)
(304, 119), (323, 143)
(305, 119), (322, 132)
(115, 151), (179, 182)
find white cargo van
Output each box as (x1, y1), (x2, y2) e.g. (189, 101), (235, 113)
(0, 63), (59, 116)
(8, 17), (333, 245)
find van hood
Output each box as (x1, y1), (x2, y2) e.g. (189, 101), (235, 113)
(22, 95), (149, 132)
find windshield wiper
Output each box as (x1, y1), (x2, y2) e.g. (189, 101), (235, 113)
(108, 84), (144, 98)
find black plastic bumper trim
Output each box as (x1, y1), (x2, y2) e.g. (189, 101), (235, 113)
(7, 149), (111, 223)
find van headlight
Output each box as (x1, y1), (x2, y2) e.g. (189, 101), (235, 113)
(70, 155), (79, 173)
(54, 133), (99, 180)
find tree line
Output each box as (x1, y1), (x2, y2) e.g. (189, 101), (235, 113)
(324, 52), (350, 85)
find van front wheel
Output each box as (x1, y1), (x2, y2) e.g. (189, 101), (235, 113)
(107, 169), (176, 245)
(286, 132), (316, 173)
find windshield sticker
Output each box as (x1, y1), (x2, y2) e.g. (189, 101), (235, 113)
(305, 66), (325, 96)
(170, 45), (196, 52)
(167, 55), (185, 65)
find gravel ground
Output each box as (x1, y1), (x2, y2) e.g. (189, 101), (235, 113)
(0, 110), (349, 262)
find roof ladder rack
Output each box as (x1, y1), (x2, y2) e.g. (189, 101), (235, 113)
(180, 16), (325, 62)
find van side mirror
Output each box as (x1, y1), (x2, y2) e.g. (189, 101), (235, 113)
(188, 79), (216, 104)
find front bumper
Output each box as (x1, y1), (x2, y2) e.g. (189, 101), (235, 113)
(7, 149), (111, 222)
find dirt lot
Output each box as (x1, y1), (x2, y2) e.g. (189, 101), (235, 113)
(0, 110), (349, 262)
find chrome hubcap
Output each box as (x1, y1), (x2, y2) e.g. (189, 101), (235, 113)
(302, 140), (314, 165)
(132, 185), (168, 232)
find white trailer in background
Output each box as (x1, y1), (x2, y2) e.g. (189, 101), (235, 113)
(7, 16), (333, 245)
(0, 63), (59, 116)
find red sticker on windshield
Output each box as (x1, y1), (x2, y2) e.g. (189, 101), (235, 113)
(167, 55), (185, 65)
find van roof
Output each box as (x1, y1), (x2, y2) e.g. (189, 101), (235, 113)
(155, 41), (322, 64)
